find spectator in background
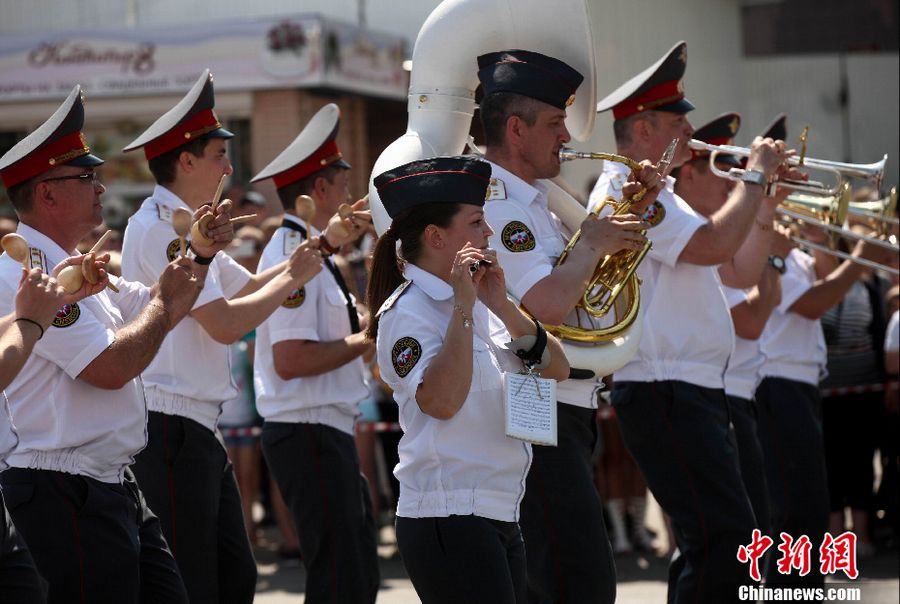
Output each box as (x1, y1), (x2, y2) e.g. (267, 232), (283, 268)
(0, 217), (17, 239)
(237, 190), (270, 228)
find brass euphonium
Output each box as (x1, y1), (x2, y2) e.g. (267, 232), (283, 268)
(545, 139), (678, 345)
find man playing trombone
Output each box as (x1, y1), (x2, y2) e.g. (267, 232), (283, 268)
(588, 42), (787, 603)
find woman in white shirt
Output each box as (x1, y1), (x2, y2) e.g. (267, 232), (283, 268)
(366, 157), (568, 604)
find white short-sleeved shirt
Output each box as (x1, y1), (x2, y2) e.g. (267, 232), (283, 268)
(253, 217), (367, 435)
(589, 161), (735, 388)
(885, 310), (899, 354)
(722, 285), (766, 401)
(759, 248), (827, 386)
(121, 185), (251, 430)
(0, 223), (151, 483)
(377, 263), (532, 522)
(483, 160), (602, 408)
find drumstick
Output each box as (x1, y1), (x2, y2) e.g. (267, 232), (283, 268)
(211, 174), (227, 212)
(1, 233), (30, 270)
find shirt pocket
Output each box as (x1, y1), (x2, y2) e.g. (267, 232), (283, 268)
(324, 285), (351, 335)
(472, 338), (503, 393)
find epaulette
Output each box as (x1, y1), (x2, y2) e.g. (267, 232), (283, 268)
(376, 280), (412, 317)
(283, 229), (302, 256)
(155, 203), (174, 223)
(609, 172), (627, 192)
(486, 178), (507, 201)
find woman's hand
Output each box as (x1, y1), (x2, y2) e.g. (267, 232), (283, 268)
(449, 243), (481, 313)
(473, 248), (509, 314)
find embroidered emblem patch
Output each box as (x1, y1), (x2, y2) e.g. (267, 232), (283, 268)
(643, 201), (666, 227)
(391, 337), (421, 378)
(166, 238), (182, 262)
(53, 303), (80, 328)
(501, 221), (536, 252)
(281, 287), (306, 309)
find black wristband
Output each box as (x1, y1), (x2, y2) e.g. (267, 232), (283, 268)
(15, 317), (44, 339)
(515, 318), (548, 369)
(188, 244), (215, 265)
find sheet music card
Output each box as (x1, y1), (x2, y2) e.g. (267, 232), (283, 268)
(504, 372), (557, 446)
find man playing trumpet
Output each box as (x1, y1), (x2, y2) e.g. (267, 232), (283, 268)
(588, 42), (787, 602)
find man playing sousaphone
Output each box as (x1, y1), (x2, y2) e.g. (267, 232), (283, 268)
(588, 42), (789, 602)
(477, 49), (665, 603)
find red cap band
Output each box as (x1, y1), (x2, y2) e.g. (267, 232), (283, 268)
(0, 131), (90, 188)
(272, 140), (343, 189)
(612, 80), (684, 121)
(143, 109), (222, 160)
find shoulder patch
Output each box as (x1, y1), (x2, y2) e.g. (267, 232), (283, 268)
(27, 247), (47, 272)
(283, 230), (302, 256)
(486, 178), (507, 201)
(642, 200), (666, 228)
(156, 203), (174, 222)
(391, 336), (421, 378)
(53, 303), (80, 328)
(376, 280), (412, 317)
(281, 286), (306, 309)
(501, 221), (536, 252)
(166, 238), (182, 262)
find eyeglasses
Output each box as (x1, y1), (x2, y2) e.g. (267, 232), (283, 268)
(37, 172), (101, 185)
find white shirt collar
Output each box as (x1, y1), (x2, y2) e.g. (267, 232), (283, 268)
(487, 161), (546, 207)
(282, 213), (321, 237)
(404, 263), (452, 301)
(16, 221), (76, 263)
(150, 184), (191, 211)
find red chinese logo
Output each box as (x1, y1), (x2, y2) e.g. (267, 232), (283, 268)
(737, 531), (860, 581)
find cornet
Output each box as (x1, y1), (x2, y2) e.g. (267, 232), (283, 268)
(687, 139), (887, 196)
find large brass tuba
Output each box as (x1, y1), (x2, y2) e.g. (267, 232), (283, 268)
(368, 0), (644, 377)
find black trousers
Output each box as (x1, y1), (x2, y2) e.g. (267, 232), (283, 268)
(396, 515), (526, 604)
(613, 381), (756, 604)
(519, 403), (616, 604)
(822, 390), (880, 511)
(0, 467), (187, 604)
(727, 395), (772, 536)
(755, 377), (829, 587)
(0, 489), (46, 603)
(131, 412), (257, 604)
(262, 421), (380, 604)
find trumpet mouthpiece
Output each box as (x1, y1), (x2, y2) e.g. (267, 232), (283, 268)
(558, 147), (580, 162)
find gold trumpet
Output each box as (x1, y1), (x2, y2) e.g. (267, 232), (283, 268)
(778, 183), (899, 275)
(687, 139), (887, 196)
(546, 139), (678, 344)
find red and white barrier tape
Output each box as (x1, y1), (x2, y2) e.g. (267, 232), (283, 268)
(820, 382), (899, 397)
(356, 421), (402, 434)
(220, 426), (263, 438)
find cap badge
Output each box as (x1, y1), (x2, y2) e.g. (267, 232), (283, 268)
(391, 336), (422, 378)
(565, 94), (576, 107)
(281, 287), (306, 309)
(642, 201), (667, 228)
(678, 46), (687, 64)
(53, 303), (81, 328)
(729, 118), (739, 135)
(501, 221), (536, 252)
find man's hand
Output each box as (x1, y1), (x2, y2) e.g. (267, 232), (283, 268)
(191, 198), (236, 257)
(321, 198), (373, 249)
(622, 160), (667, 216)
(51, 254), (111, 304)
(286, 240), (324, 284)
(15, 268), (66, 330)
(154, 257), (204, 329)
(580, 213), (650, 257)
(770, 223), (796, 258)
(746, 136), (791, 182)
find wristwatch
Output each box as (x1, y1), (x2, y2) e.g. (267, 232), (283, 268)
(739, 169), (767, 189)
(768, 254), (786, 274)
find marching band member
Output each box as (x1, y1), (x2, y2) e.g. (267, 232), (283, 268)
(476, 48), (664, 603)
(755, 114), (897, 585)
(250, 103), (380, 604)
(673, 112), (793, 537)
(120, 70), (323, 603)
(0, 86), (214, 603)
(589, 42), (786, 602)
(368, 156), (569, 604)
